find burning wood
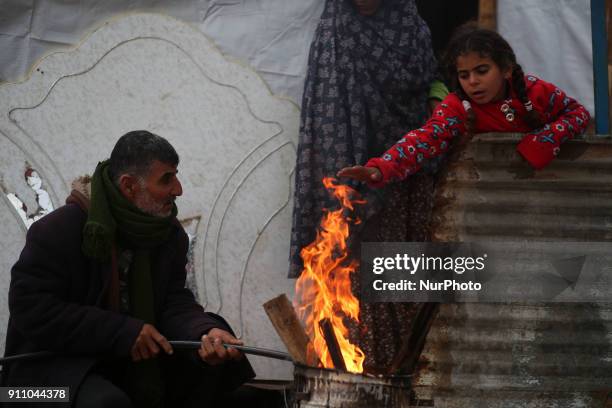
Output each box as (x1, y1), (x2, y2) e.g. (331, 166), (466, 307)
(263, 294), (315, 365)
(293, 177), (365, 373)
(318, 318), (347, 371)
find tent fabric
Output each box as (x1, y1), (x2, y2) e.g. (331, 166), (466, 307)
(498, 0), (594, 115)
(0, 0), (594, 114)
(0, 0), (324, 104)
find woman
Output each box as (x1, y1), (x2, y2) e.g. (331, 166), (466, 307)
(290, 0), (438, 372)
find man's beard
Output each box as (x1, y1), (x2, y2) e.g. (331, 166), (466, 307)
(133, 190), (173, 218)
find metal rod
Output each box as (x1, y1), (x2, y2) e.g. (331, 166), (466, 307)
(0, 341), (292, 365)
(169, 341), (293, 361)
(0, 351), (55, 365)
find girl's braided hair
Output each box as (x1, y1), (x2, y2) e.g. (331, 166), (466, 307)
(443, 26), (543, 135)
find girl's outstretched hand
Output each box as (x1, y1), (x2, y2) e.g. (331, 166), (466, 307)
(337, 165), (382, 183)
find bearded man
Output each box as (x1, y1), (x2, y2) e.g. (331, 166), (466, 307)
(3, 131), (255, 407)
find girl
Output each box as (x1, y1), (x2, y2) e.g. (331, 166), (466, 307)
(337, 27), (591, 185)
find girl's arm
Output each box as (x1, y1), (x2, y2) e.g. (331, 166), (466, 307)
(363, 95), (467, 186)
(517, 78), (591, 169)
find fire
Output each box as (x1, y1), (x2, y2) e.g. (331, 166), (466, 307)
(294, 177), (365, 373)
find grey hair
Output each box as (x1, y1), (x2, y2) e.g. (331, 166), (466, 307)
(108, 130), (179, 186)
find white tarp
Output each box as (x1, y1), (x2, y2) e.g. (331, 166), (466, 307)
(0, 1), (595, 113)
(0, 0), (324, 104)
(498, 0), (594, 115)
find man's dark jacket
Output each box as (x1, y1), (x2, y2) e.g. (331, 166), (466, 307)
(3, 203), (254, 405)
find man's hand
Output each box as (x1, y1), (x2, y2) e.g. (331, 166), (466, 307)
(198, 328), (244, 365)
(337, 165), (382, 183)
(130, 323), (173, 362)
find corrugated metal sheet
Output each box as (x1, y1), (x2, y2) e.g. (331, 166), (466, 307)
(414, 134), (612, 407)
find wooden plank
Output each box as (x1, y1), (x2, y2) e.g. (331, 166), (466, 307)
(387, 303), (439, 375)
(319, 318), (347, 371)
(478, 0), (497, 30)
(263, 294), (312, 365)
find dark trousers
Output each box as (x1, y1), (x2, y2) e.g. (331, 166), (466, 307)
(74, 353), (233, 408)
(74, 353), (282, 408)
(74, 373), (132, 408)
(75, 373), (286, 408)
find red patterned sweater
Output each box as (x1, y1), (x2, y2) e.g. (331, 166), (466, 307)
(365, 75), (590, 185)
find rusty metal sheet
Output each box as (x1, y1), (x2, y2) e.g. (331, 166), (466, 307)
(417, 134), (612, 407)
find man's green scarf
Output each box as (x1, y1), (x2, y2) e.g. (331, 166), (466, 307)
(82, 160), (176, 262)
(83, 160), (177, 408)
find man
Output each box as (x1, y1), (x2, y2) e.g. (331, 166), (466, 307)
(3, 131), (255, 407)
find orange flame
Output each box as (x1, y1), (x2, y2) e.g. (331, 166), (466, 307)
(294, 177), (365, 373)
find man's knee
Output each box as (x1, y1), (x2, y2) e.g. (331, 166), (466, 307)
(74, 373), (132, 408)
